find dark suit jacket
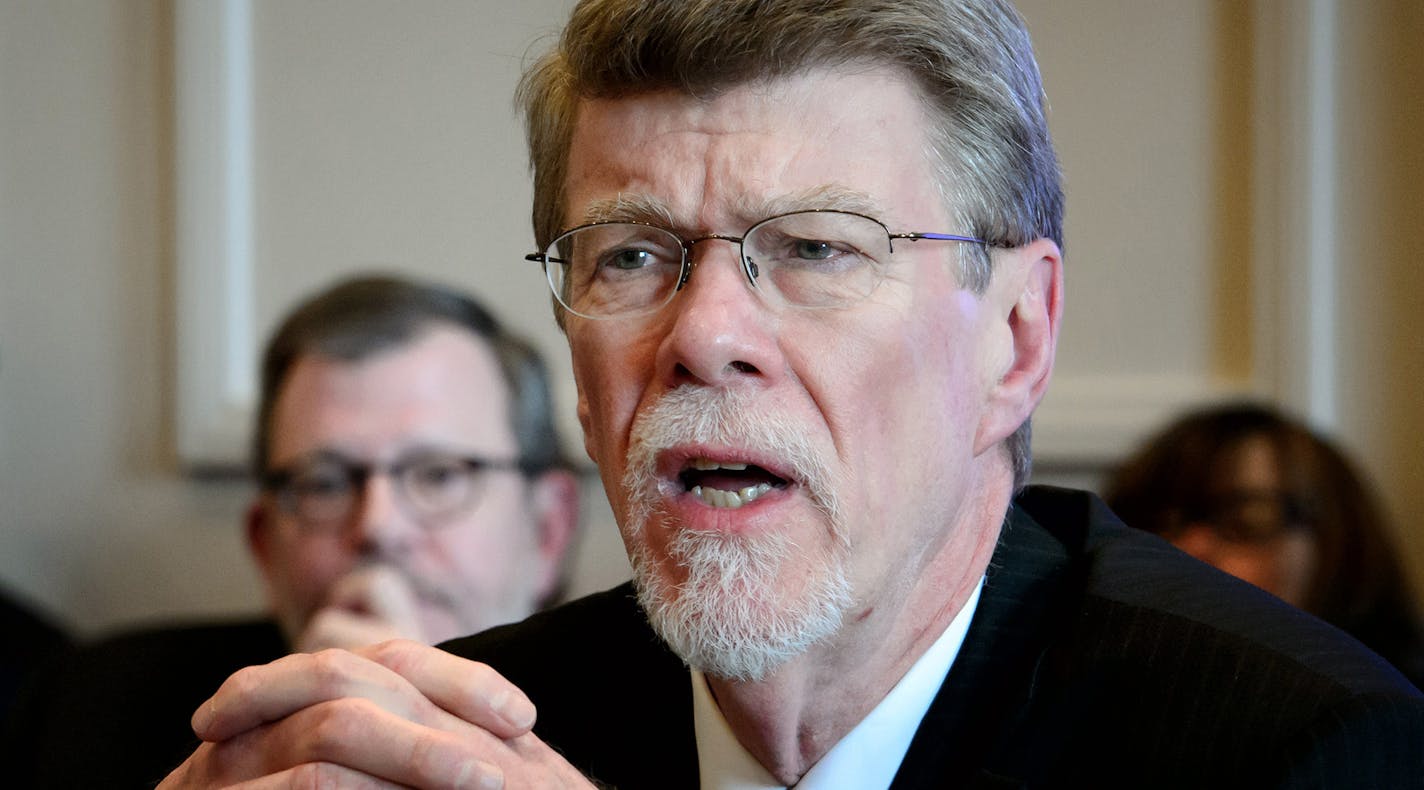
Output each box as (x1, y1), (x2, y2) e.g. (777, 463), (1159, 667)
(13, 617), (286, 789)
(0, 586), (71, 721)
(443, 486), (1424, 789)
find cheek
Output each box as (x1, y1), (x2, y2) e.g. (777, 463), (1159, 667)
(278, 537), (354, 600)
(834, 306), (979, 461)
(432, 497), (541, 585)
(569, 328), (648, 474)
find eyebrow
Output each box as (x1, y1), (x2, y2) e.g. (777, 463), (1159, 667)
(580, 194), (677, 226)
(576, 186), (887, 231)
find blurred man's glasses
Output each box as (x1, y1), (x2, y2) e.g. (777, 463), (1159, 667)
(260, 451), (530, 533)
(525, 209), (1000, 320)
(1178, 490), (1316, 545)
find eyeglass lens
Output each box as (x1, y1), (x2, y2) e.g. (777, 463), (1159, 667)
(276, 455), (496, 530)
(543, 210), (898, 319)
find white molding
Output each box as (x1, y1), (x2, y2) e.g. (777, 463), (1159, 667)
(1032, 1), (1343, 469)
(1251, 0), (1340, 431)
(167, 1), (1341, 473)
(1032, 374), (1247, 465)
(174, 0), (256, 468)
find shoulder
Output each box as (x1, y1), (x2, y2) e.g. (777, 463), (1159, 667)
(39, 617), (286, 717)
(12, 617), (287, 788)
(999, 486), (1424, 783)
(66, 617), (287, 684)
(1015, 485), (1414, 694)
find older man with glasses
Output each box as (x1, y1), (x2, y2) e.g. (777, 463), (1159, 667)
(20, 275), (580, 788)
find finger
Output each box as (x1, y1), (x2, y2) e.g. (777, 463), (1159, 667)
(359, 565), (425, 634)
(298, 607), (405, 653)
(159, 743), (408, 790)
(358, 640), (537, 738)
(193, 648), (430, 742)
(229, 760), (501, 790)
(226, 763), (411, 790)
(219, 697), (507, 789)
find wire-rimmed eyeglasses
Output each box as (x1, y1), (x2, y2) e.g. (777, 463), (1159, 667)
(524, 209), (998, 320)
(260, 451), (532, 533)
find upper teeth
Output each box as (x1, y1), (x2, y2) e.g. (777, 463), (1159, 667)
(691, 483), (773, 509)
(690, 458), (748, 471)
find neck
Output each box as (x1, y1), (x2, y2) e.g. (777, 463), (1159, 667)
(704, 473), (1012, 784)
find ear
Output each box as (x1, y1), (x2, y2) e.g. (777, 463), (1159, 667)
(974, 238), (1063, 454)
(244, 498), (278, 579)
(527, 468), (582, 601)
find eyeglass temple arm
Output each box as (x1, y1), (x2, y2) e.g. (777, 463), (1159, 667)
(891, 232), (990, 244)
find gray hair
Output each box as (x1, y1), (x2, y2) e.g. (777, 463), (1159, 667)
(519, 0), (1061, 489)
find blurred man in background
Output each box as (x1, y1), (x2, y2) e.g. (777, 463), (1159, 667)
(20, 274), (580, 787)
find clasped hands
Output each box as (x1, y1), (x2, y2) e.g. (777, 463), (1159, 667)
(160, 640), (593, 789)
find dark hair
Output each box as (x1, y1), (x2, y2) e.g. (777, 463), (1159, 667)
(1104, 402), (1424, 683)
(519, 0), (1062, 490)
(254, 275), (571, 478)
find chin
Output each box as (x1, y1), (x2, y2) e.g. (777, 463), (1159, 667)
(631, 524), (853, 681)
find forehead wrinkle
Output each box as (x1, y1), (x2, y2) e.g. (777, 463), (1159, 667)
(575, 169), (890, 235)
(744, 186), (887, 222)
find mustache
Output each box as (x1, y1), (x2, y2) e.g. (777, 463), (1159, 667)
(622, 385), (844, 534)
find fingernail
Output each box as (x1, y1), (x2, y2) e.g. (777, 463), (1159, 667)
(491, 688), (537, 730)
(190, 700), (214, 736)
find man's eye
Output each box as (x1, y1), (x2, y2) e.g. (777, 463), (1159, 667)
(411, 461), (468, 489)
(292, 470), (349, 497)
(792, 238), (841, 261)
(768, 236), (864, 271)
(603, 247), (660, 270)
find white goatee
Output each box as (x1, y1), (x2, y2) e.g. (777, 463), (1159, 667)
(621, 386), (853, 681)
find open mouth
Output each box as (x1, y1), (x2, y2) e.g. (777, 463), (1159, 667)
(677, 457), (790, 509)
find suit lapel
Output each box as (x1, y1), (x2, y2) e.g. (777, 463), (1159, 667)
(890, 496), (1082, 788)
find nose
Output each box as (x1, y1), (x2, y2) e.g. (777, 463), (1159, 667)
(654, 238), (783, 390)
(350, 472), (418, 557)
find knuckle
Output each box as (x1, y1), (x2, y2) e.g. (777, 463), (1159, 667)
(221, 663), (266, 700)
(364, 637), (415, 670)
(306, 648), (359, 693)
(301, 698), (373, 759)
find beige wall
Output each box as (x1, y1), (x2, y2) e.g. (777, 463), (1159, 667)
(1, 0), (1420, 637)
(2, 0), (243, 630)
(1331, 0), (1424, 586)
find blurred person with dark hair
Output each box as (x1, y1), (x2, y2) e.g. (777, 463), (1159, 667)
(19, 274), (581, 788)
(1105, 401), (1424, 686)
